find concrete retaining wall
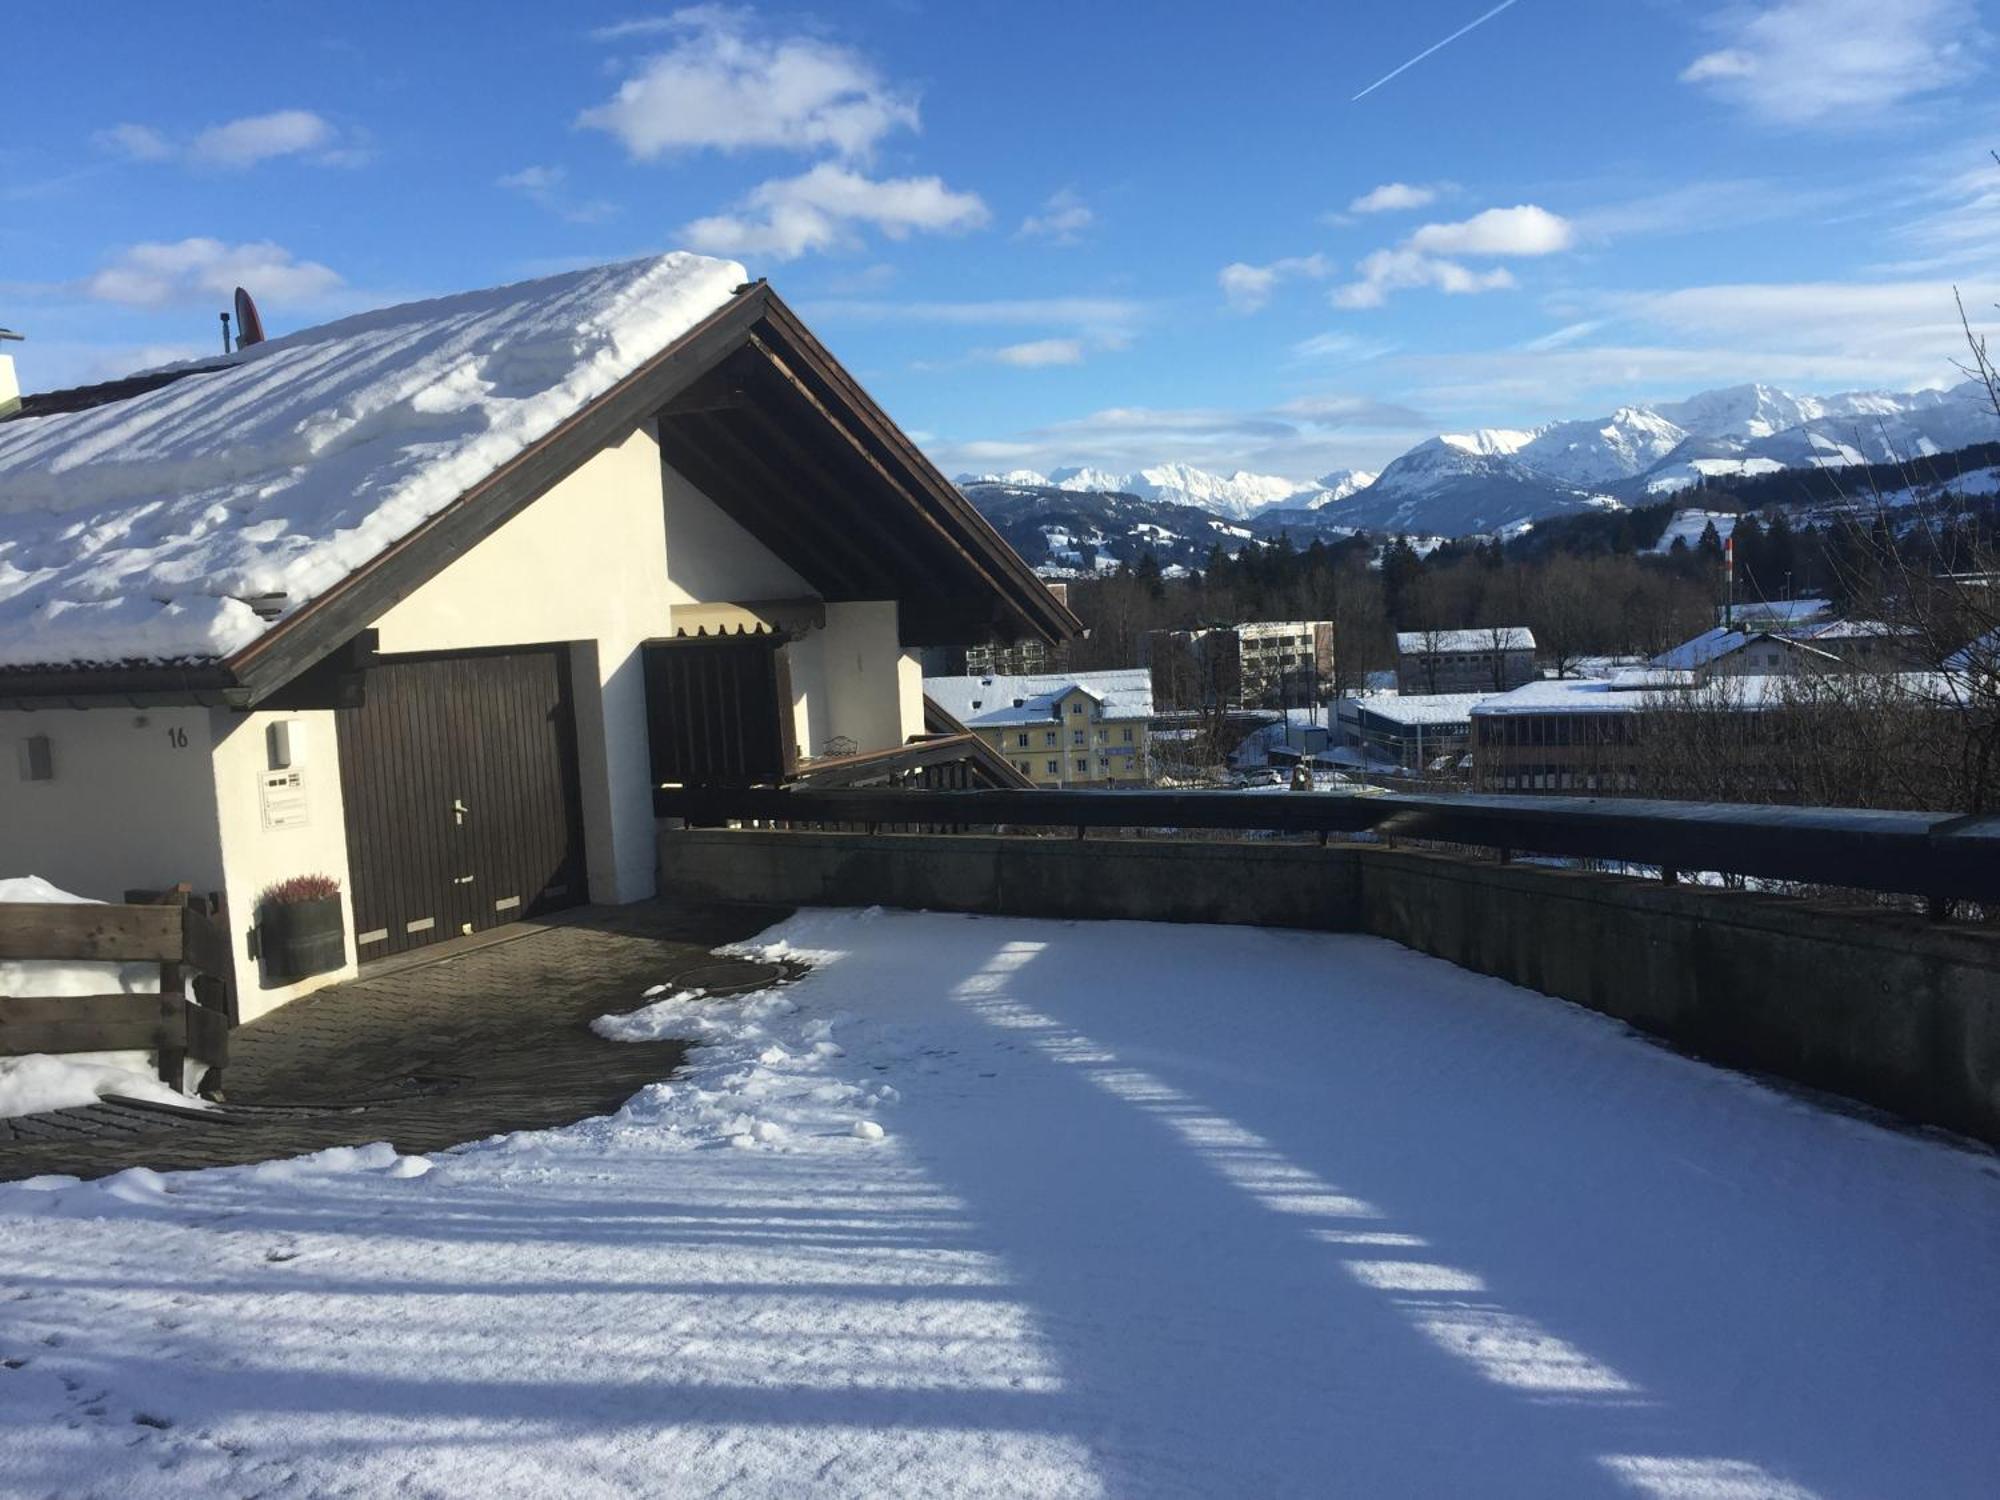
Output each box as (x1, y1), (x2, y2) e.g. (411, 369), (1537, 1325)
(658, 826), (2000, 1145)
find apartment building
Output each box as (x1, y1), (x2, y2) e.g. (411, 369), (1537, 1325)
(924, 669), (1153, 787)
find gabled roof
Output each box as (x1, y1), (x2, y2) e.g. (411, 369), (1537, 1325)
(1395, 627), (1535, 654)
(0, 255), (1079, 705)
(923, 669), (1154, 727)
(1651, 627), (1840, 670)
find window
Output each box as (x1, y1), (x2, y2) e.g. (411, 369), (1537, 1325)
(1069, 701), (1084, 716)
(1016, 761), (1030, 774)
(1097, 756), (1109, 770)
(1075, 758), (1089, 774)
(1017, 732), (1029, 748)
(1045, 731), (1057, 747)
(1095, 729), (1107, 744)
(1047, 760), (1060, 776)
(1072, 729), (1086, 746)
(1122, 727), (1134, 743)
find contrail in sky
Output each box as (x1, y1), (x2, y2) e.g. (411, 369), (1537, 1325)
(1352, 0), (1522, 102)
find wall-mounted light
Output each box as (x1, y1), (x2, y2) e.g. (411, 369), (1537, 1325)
(267, 719), (305, 770)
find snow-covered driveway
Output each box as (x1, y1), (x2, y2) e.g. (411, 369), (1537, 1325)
(2, 909), (1995, 1499)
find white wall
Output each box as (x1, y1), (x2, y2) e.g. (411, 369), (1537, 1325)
(781, 602), (920, 758)
(660, 459), (814, 607)
(370, 424), (674, 904)
(208, 708), (357, 1022)
(0, 706), (225, 902)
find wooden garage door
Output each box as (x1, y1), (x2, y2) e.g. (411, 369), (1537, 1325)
(338, 648), (587, 961)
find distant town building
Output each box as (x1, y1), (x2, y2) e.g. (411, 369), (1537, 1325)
(1472, 672), (1690, 793)
(1469, 668), (1952, 794)
(1395, 627), (1537, 694)
(1142, 620), (1333, 709)
(1336, 693), (1495, 779)
(1650, 627), (1840, 677)
(924, 669), (1154, 787)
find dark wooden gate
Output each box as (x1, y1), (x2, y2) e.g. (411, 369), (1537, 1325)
(642, 635), (796, 786)
(338, 647), (587, 960)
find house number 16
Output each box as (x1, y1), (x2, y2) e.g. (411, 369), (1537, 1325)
(165, 726), (188, 748)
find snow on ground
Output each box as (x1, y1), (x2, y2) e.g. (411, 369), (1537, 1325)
(2, 909), (1997, 1498)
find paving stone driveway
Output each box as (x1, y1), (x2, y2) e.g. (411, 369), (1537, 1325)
(0, 902), (793, 1182)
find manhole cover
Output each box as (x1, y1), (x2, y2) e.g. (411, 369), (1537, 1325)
(671, 958), (784, 995)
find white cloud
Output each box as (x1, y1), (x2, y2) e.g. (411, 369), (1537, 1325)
(1018, 189), (1095, 244)
(1334, 249), (1515, 309)
(1406, 204), (1575, 256)
(1392, 274), (2000, 415)
(81, 238), (344, 308)
(581, 7), (917, 160)
(807, 295), (1145, 330)
(191, 109), (338, 167)
(1219, 254), (1331, 313)
(1681, 0), (1987, 125)
(992, 338), (1086, 367)
(1291, 330), (1398, 363)
(95, 110), (357, 169)
(929, 392), (1433, 479)
(1333, 204), (1569, 308)
(1349, 181), (1440, 214)
(681, 162), (987, 262)
(498, 165), (618, 224)
(95, 123), (172, 162)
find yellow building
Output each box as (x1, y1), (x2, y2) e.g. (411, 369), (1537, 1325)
(923, 670), (1153, 787)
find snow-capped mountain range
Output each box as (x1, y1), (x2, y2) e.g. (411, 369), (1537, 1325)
(958, 463), (1377, 521)
(958, 379), (1998, 540)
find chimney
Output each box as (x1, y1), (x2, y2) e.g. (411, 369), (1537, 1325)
(0, 328), (21, 418)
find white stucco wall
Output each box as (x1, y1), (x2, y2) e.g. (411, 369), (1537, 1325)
(660, 459), (814, 607)
(1, 707), (226, 903)
(369, 424), (674, 905)
(208, 709), (357, 1022)
(781, 602), (921, 758)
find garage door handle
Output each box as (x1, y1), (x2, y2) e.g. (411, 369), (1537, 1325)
(452, 798), (468, 825)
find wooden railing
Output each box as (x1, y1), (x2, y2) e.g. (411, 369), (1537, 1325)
(0, 887), (233, 1094)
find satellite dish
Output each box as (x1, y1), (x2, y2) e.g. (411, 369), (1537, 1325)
(233, 287), (266, 348)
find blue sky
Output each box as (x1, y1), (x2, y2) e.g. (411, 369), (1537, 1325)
(5, 1), (1998, 479)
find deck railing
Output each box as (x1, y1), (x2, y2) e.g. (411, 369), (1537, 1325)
(657, 784), (2000, 910)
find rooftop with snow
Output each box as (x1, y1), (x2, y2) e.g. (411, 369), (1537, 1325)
(0, 253), (746, 668)
(924, 667), (1154, 727)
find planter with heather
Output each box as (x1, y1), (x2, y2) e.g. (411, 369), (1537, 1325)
(257, 875), (346, 985)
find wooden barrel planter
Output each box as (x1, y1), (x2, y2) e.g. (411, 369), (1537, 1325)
(258, 878), (347, 985)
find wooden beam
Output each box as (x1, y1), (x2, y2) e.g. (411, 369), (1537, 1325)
(738, 338), (1006, 605)
(714, 382), (945, 588)
(664, 409), (903, 597)
(755, 297), (1082, 644)
(0, 902), (180, 962)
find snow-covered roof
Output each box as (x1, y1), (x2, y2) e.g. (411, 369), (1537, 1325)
(1470, 670), (1951, 715)
(925, 669), (1154, 727)
(0, 253), (746, 669)
(1343, 692), (1497, 727)
(1799, 619), (1917, 642)
(1473, 675), (1706, 715)
(1651, 627), (1748, 669)
(1395, 627), (1535, 654)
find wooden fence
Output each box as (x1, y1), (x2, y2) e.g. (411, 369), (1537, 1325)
(0, 887), (233, 1094)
